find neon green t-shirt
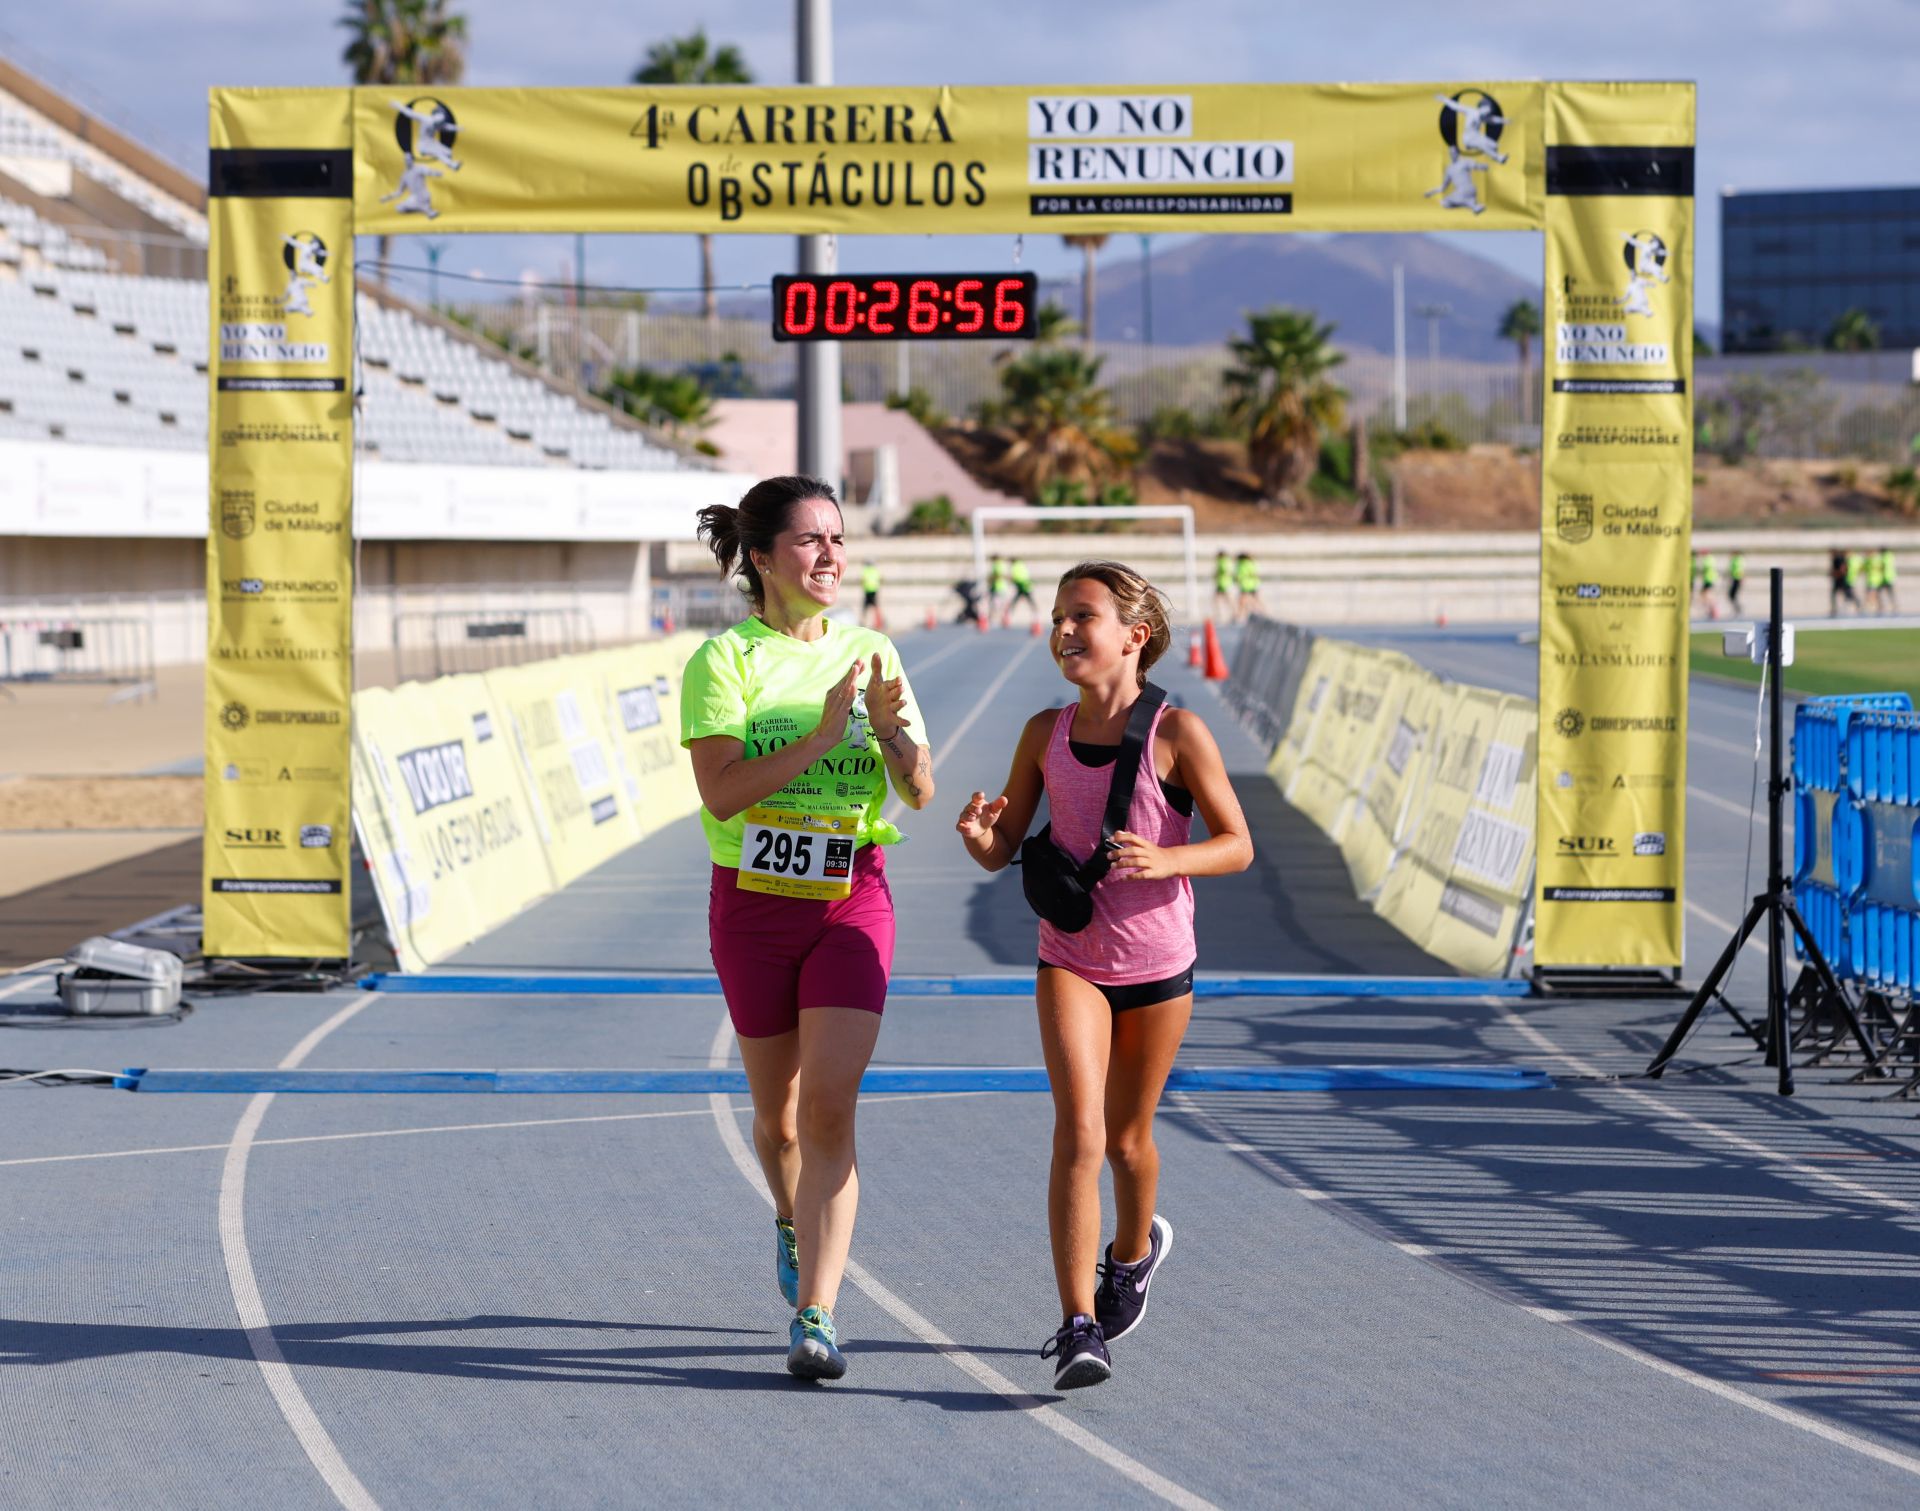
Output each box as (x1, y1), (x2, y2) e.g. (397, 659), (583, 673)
(680, 615), (924, 867)
(1236, 559), (1260, 591)
(861, 565), (882, 593)
(1882, 551), (1898, 584)
(1214, 558), (1233, 592)
(1010, 559), (1032, 590)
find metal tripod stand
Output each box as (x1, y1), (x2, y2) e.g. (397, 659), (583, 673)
(1645, 568), (1881, 1093)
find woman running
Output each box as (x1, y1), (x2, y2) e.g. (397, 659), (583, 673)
(681, 475), (935, 1381)
(955, 560), (1252, 1390)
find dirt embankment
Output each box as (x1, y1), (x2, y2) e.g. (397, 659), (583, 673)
(0, 776), (201, 831)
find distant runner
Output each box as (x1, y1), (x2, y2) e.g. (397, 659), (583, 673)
(683, 475), (935, 1382)
(1212, 550), (1234, 622)
(1234, 552), (1266, 621)
(956, 560), (1252, 1390)
(1727, 550), (1746, 615)
(1880, 546), (1899, 615)
(989, 554), (1011, 625)
(860, 560), (883, 629)
(1006, 556), (1038, 627)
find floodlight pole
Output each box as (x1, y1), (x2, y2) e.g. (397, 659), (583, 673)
(795, 0), (842, 493)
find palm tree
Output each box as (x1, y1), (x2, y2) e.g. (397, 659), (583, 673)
(992, 346), (1137, 497)
(1060, 235), (1108, 347)
(1827, 307), (1880, 352)
(339, 0), (468, 283)
(1497, 298), (1542, 424)
(633, 30), (752, 323)
(1222, 308), (1346, 509)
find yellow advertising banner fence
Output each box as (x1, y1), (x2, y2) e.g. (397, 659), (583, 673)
(350, 636), (706, 973)
(207, 80), (1691, 971)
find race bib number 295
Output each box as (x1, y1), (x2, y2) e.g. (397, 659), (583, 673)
(736, 806), (857, 900)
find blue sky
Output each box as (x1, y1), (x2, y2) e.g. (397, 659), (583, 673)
(3, 1), (1915, 322)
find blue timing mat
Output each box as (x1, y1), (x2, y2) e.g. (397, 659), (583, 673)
(357, 972), (1533, 999)
(113, 1064), (1553, 1094)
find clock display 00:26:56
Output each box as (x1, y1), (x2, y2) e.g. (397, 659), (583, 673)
(770, 272), (1038, 342)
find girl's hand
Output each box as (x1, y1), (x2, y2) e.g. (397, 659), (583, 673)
(956, 790), (1009, 840)
(813, 660), (863, 750)
(864, 652), (912, 740)
(1109, 830), (1182, 881)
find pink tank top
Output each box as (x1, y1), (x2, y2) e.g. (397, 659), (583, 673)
(1037, 700), (1196, 985)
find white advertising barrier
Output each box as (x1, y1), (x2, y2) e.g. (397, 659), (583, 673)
(352, 673), (557, 973)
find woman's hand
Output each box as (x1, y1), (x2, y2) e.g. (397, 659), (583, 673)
(864, 652), (912, 740)
(812, 659), (863, 751)
(1109, 830), (1183, 881)
(956, 790), (1010, 841)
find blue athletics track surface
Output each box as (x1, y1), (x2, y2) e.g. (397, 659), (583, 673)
(6, 621), (1920, 1508)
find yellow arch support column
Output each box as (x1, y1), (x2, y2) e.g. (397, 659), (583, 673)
(204, 89), (357, 959)
(1535, 82), (1695, 973)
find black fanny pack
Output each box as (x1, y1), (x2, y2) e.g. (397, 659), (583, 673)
(1017, 684), (1166, 933)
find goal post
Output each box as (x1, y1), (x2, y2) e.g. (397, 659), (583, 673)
(969, 505), (1200, 624)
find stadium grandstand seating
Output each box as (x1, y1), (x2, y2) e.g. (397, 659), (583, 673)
(0, 249), (692, 469)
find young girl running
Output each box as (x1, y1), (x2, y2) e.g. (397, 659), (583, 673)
(956, 560), (1252, 1390)
(682, 476), (935, 1381)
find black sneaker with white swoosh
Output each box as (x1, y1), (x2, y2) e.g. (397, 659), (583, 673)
(1094, 1213), (1173, 1343)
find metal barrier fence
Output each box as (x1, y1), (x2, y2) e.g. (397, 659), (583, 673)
(390, 607), (596, 684)
(445, 299), (1920, 458)
(0, 615), (154, 691)
(1793, 693), (1920, 999)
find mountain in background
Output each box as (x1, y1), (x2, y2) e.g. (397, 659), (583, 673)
(1039, 233), (1540, 363)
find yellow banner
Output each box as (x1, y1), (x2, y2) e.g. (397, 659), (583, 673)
(1534, 83), (1694, 968)
(484, 657), (641, 887)
(589, 634), (704, 840)
(352, 675), (556, 974)
(203, 90), (356, 958)
(350, 83), (1543, 237)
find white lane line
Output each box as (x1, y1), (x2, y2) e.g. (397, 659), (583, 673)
(902, 633), (977, 682)
(885, 634), (1039, 824)
(220, 993), (383, 1511)
(5, 1091), (996, 1169)
(1691, 784), (1763, 826)
(1491, 1002), (1920, 1479)
(1173, 1052), (1920, 1483)
(705, 1015), (1216, 1510)
(1685, 899), (1769, 962)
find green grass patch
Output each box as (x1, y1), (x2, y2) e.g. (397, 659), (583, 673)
(1689, 627), (1920, 703)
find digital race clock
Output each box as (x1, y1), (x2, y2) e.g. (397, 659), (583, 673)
(771, 272), (1039, 342)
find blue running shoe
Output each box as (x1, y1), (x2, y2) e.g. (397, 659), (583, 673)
(1095, 1213), (1173, 1343)
(775, 1217), (800, 1307)
(787, 1305), (846, 1380)
(1040, 1314), (1111, 1391)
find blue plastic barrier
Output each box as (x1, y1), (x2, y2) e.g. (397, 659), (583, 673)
(1794, 696), (1920, 997)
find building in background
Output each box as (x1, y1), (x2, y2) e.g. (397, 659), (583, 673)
(1722, 185), (1920, 353)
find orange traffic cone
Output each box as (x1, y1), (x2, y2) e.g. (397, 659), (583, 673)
(924, 604), (937, 631)
(1188, 631), (1202, 669)
(1029, 618), (1044, 638)
(663, 606), (676, 634)
(1435, 608), (1448, 628)
(976, 612), (989, 633)
(1202, 619), (1230, 681)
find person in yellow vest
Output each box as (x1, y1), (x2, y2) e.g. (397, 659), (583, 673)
(1845, 550), (1866, 615)
(1881, 546), (1900, 615)
(989, 554), (1011, 625)
(1865, 547), (1887, 616)
(1007, 556), (1038, 626)
(1699, 552), (1720, 620)
(1233, 552), (1266, 622)
(860, 561), (884, 629)
(1727, 551), (1746, 615)
(1212, 551), (1235, 622)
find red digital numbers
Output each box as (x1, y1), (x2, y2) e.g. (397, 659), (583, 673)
(906, 280), (941, 334)
(783, 280), (818, 337)
(867, 279), (900, 335)
(824, 280), (858, 336)
(774, 273), (1032, 341)
(992, 278), (1027, 334)
(952, 278), (985, 334)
